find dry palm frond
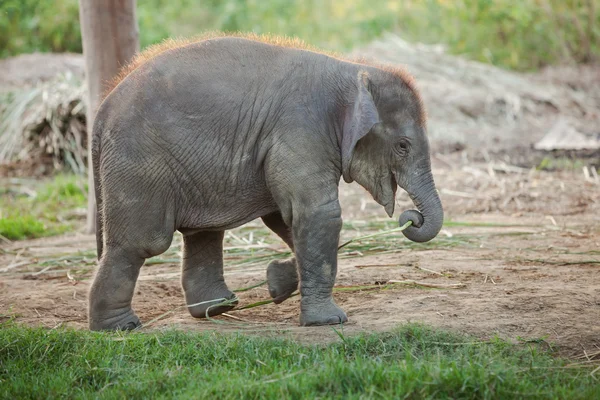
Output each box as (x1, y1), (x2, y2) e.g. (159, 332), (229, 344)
(0, 72), (87, 173)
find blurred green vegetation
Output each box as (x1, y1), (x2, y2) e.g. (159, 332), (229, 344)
(0, 175), (87, 240)
(0, 0), (598, 70)
(0, 0), (82, 55)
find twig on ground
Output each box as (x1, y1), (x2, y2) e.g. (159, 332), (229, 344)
(355, 263), (402, 269)
(0, 233), (12, 244)
(0, 260), (31, 273)
(32, 265), (55, 276)
(221, 313), (246, 321)
(545, 215), (558, 226)
(416, 265), (444, 276)
(388, 280), (466, 289)
(523, 259), (600, 266)
(490, 162), (530, 174)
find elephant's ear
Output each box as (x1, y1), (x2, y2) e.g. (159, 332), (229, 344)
(342, 71), (380, 183)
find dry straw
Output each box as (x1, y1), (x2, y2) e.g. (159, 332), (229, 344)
(0, 72), (87, 173)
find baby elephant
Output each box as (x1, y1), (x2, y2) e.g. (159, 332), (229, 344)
(88, 34), (443, 331)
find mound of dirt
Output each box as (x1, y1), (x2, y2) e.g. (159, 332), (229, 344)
(0, 53), (84, 92)
(354, 35), (600, 154)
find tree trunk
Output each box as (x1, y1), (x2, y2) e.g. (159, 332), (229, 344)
(79, 0), (139, 233)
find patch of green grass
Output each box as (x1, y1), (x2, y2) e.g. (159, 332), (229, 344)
(0, 214), (45, 240)
(35, 174), (87, 204)
(536, 156), (590, 172)
(0, 322), (597, 399)
(0, 174), (86, 240)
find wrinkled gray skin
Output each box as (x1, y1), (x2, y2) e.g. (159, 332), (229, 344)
(89, 37), (443, 331)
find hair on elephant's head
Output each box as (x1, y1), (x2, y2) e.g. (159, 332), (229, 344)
(341, 69), (443, 243)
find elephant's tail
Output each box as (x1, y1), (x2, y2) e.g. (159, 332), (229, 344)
(92, 132), (104, 260)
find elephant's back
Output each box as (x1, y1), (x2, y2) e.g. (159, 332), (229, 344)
(108, 37), (324, 105)
(100, 37), (312, 129)
(107, 35), (334, 96)
(95, 36), (338, 151)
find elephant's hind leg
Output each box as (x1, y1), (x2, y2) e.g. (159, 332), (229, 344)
(89, 235), (174, 331)
(89, 196), (174, 331)
(89, 247), (145, 331)
(182, 231), (237, 318)
(262, 212), (299, 304)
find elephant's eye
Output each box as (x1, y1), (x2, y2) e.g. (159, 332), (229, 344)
(394, 139), (411, 157)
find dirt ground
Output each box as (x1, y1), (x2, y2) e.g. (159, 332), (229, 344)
(1, 154), (599, 358)
(1, 36), (599, 358)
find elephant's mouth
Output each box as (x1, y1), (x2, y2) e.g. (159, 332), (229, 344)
(384, 173), (397, 217)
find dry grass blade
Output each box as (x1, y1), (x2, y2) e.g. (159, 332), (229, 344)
(233, 280), (267, 293)
(575, 350), (600, 361)
(257, 369), (306, 385)
(238, 298), (288, 310)
(338, 220), (412, 249)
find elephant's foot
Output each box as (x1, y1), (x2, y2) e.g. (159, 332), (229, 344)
(299, 297), (348, 326)
(89, 307), (141, 331)
(186, 286), (238, 318)
(267, 258), (299, 304)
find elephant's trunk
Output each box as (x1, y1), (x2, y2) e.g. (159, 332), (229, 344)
(397, 167), (443, 243)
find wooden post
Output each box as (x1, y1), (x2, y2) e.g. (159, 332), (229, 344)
(78, 0), (139, 233)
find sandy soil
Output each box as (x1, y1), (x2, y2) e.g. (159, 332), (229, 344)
(1, 155), (599, 358)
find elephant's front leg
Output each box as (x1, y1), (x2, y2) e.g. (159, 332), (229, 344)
(181, 231), (238, 318)
(293, 198), (348, 326)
